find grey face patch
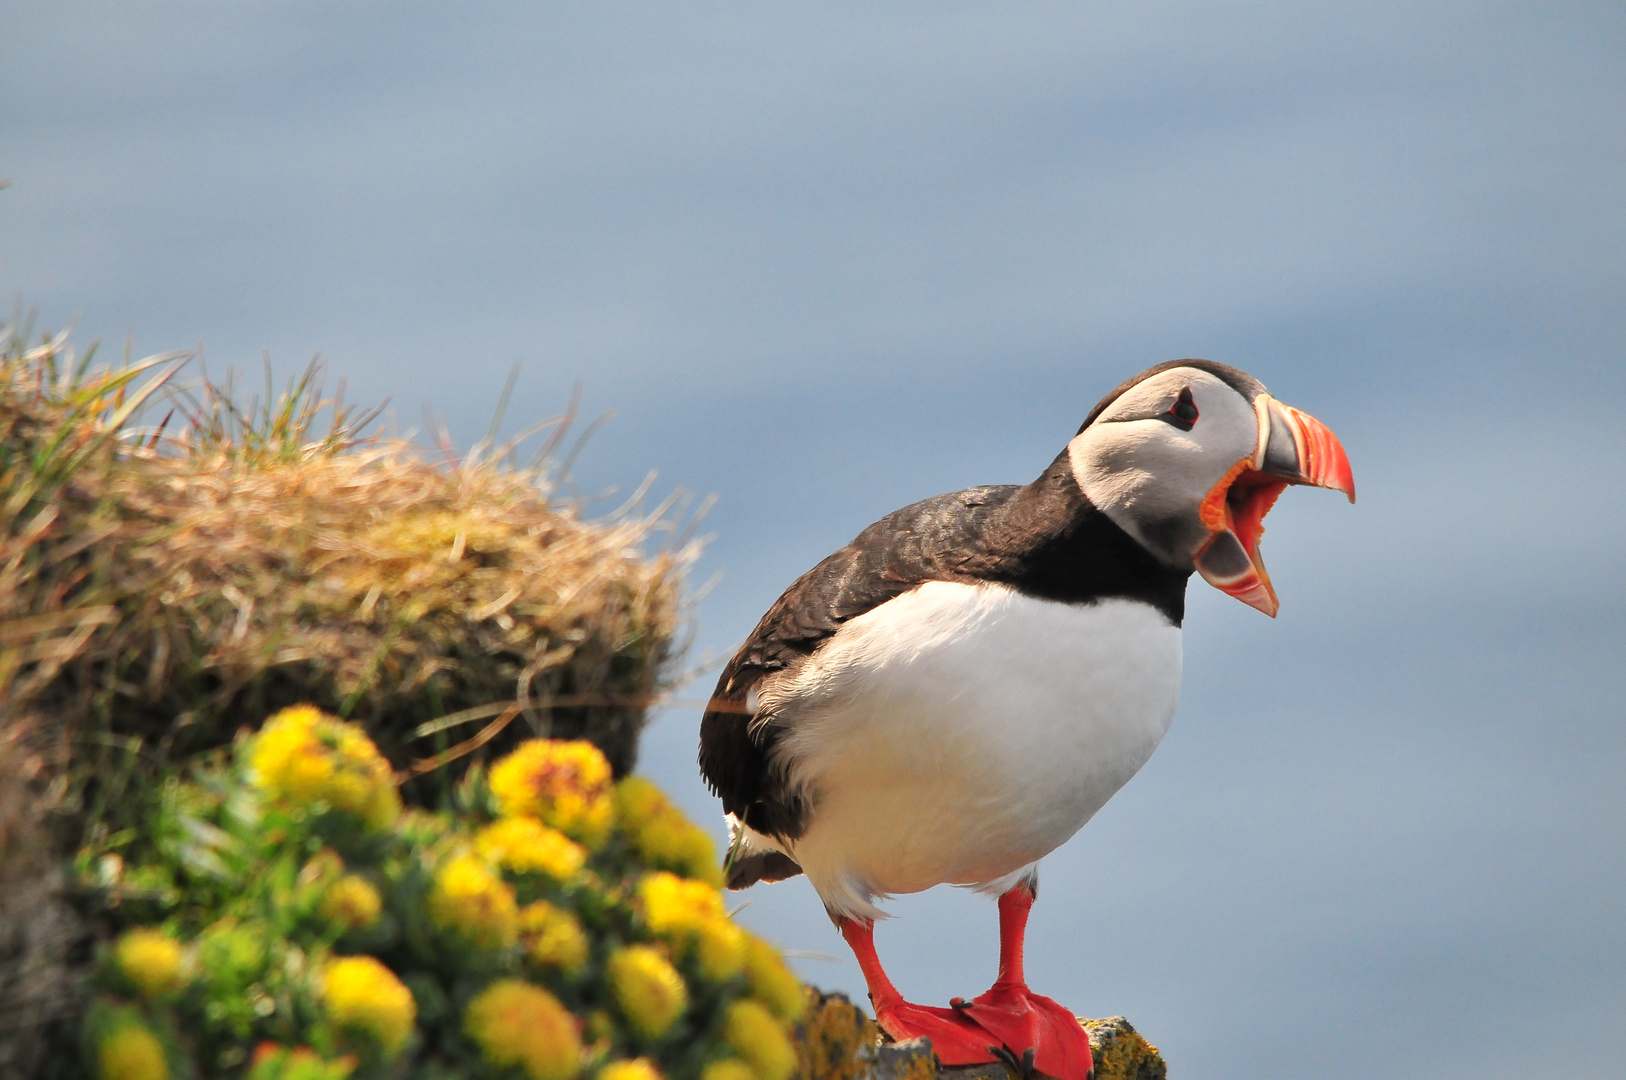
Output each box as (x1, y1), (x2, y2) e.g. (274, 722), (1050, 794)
(1138, 512), (1210, 569)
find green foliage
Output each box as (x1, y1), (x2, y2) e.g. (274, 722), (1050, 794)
(73, 706), (803, 1080)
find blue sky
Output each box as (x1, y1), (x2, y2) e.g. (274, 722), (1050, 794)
(4, 4), (1623, 1077)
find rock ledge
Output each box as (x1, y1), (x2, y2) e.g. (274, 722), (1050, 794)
(796, 991), (1167, 1080)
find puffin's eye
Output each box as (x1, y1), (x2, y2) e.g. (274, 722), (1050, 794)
(1163, 387), (1199, 429)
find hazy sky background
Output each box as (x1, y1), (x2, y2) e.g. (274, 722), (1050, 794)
(4, 4), (1623, 1077)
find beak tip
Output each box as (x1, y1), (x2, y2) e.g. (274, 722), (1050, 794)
(1280, 399), (1355, 504)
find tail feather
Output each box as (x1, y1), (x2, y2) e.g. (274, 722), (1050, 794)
(726, 850), (803, 890)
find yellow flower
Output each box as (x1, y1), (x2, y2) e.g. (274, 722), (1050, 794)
(427, 852), (519, 949)
(519, 902), (590, 974)
(607, 945), (688, 1039)
(599, 1058), (662, 1080)
(741, 935), (806, 1022)
(636, 872), (744, 981)
(475, 817), (588, 882)
(321, 875), (383, 930)
(248, 706), (400, 830)
(615, 778), (722, 886)
(464, 979), (582, 1080)
(722, 1000), (796, 1080)
(113, 929), (188, 998)
(691, 918), (746, 982)
(489, 740), (614, 846)
(322, 955), (416, 1057)
(249, 706), (332, 802)
(98, 1022), (169, 1080)
(639, 871), (725, 932)
(701, 1060), (757, 1080)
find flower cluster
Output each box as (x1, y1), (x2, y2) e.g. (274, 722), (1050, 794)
(615, 777), (723, 886)
(465, 979), (582, 1080)
(521, 900), (590, 974)
(740, 936), (806, 1024)
(319, 875), (383, 931)
(427, 850), (520, 948)
(322, 955), (417, 1056)
(248, 705), (401, 830)
(488, 738), (615, 845)
(74, 708), (809, 1080)
(720, 1000), (797, 1080)
(702, 1060), (757, 1080)
(600, 1058), (663, 1080)
(638, 871), (745, 981)
(97, 1019), (170, 1080)
(476, 815), (589, 881)
(113, 929), (189, 999)
(608, 945), (689, 1039)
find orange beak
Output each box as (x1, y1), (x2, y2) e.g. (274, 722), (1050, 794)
(1193, 395), (1355, 616)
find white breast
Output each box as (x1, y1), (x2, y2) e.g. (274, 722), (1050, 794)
(758, 580), (1181, 921)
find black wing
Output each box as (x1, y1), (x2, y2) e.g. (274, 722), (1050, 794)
(697, 484), (1024, 841)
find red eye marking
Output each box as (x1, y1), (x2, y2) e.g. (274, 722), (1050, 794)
(1164, 387), (1199, 429)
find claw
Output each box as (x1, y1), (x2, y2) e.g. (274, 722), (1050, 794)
(989, 1045), (1038, 1080)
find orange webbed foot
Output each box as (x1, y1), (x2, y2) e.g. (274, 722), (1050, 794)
(954, 982), (1093, 1080)
(838, 901), (1093, 1080)
(873, 998), (1007, 1067)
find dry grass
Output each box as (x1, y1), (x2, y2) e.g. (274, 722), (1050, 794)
(0, 317), (697, 878)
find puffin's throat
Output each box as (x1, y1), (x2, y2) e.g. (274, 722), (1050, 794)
(1194, 458), (1288, 616)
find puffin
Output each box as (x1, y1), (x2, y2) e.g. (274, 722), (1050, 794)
(697, 360), (1354, 1080)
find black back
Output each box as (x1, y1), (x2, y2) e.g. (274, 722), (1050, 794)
(697, 448), (1192, 846)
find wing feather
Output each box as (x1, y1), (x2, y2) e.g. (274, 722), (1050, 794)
(697, 485), (1021, 840)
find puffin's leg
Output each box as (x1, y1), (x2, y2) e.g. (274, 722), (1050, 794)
(958, 882), (1094, 1080)
(837, 917), (999, 1066)
(994, 879), (1034, 988)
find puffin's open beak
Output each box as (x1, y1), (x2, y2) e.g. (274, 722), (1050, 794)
(1193, 395), (1355, 617)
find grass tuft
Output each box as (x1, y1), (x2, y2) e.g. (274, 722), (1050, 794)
(0, 321), (698, 1049)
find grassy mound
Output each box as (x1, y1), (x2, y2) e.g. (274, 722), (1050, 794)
(0, 322), (700, 1075)
(0, 325), (693, 834)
